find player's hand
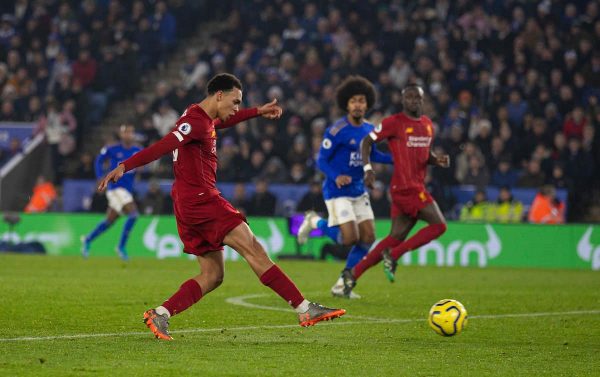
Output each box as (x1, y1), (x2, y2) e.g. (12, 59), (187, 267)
(97, 164), (125, 192)
(364, 170), (376, 189)
(436, 154), (450, 168)
(335, 175), (352, 188)
(257, 99), (283, 119)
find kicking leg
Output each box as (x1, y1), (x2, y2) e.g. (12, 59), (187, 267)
(224, 222), (346, 326)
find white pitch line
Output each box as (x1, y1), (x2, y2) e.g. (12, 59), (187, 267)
(1, 297), (599, 343)
(225, 294), (388, 321)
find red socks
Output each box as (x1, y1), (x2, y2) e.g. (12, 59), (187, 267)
(161, 265), (305, 316)
(162, 279), (203, 316)
(390, 223), (447, 260)
(260, 264), (305, 308)
(353, 235), (403, 279)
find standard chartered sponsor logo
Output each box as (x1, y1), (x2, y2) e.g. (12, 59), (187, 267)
(577, 226), (600, 270)
(142, 218), (284, 259)
(399, 224), (501, 267)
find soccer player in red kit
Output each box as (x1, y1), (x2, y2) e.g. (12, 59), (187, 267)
(342, 84), (450, 297)
(98, 73), (345, 340)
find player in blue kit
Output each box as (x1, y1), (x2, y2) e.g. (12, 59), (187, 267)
(297, 76), (392, 298)
(81, 124), (141, 260)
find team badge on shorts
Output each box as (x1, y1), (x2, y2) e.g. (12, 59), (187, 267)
(419, 191), (427, 202)
(178, 123), (192, 135)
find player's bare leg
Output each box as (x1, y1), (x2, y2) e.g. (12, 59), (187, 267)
(343, 215), (415, 295)
(143, 251), (224, 340)
(383, 202), (447, 280)
(380, 215), (418, 282)
(224, 222), (346, 326)
(81, 208), (119, 258)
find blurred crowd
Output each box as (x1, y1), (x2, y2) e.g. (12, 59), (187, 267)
(3, 1), (600, 222)
(0, 0), (202, 181)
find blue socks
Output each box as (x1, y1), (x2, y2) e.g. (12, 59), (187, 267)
(316, 218), (371, 269)
(317, 219), (342, 244)
(118, 212), (138, 251)
(86, 220), (112, 242)
(345, 242), (371, 269)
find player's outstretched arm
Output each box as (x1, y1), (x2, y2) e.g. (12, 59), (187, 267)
(214, 99), (283, 129)
(257, 98), (283, 119)
(361, 135), (376, 189)
(100, 133), (181, 192)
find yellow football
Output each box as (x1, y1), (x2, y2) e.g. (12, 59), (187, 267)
(428, 299), (468, 336)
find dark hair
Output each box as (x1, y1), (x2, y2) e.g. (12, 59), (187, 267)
(335, 75), (376, 112)
(402, 83), (424, 95)
(206, 73), (242, 95)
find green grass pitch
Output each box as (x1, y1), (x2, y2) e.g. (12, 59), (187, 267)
(1, 254), (599, 376)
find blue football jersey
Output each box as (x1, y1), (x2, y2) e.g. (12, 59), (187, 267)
(317, 117), (392, 200)
(95, 143), (142, 192)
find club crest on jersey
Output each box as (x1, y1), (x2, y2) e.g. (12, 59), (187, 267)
(426, 124), (432, 136)
(322, 138), (332, 149)
(178, 123), (192, 135)
(349, 138), (356, 145)
(406, 127), (414, 134)
(211, 130), (216, 137)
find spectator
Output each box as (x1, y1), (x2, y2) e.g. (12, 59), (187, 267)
(546, 163), (572, 190)
(72, 151), (96, 179)
(24, 175), (57, 213)
(141, 180), (166, 215)
(36, 98), (72, 183)
(517, 159), (546, 188)
(494, 186), (523, 223)
(462, 155), (490, 190)
(288, 162), (310, 184)
(562, 137), (594, 186)
(71, 49), (97, 89)
(454, 141), (483, 183)
(369, 180), (390, 218)
(180, 49), (209, 90)
(230, 182), (249, 216)
(152, 100), (178, 136)
(460, 190), (491, 222)
(0, 137), (22, 165)
(246, 178), (277, 216)
(296, 179), (327, 214)
(260, 156), (288, 184)
(528, 185), (565, 224)
(491, 159), (519, 188)
(563, 106), (587, 140)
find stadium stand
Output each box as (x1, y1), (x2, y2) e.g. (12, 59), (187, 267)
(1, 1), (598, 222)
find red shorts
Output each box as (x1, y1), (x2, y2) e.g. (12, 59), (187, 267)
(173, 193), (246, 256)
(390, 188), (433, 218)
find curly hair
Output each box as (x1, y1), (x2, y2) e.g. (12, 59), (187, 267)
(335, 75), (376, 112)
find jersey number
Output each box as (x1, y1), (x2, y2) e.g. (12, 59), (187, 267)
(172, 148), (178, 162)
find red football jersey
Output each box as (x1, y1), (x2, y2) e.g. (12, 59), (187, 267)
(370, 112), (434, 190)
(121, 104), (257, 200)
(170, 104), (220, 198)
